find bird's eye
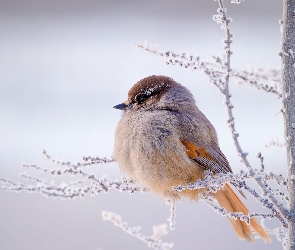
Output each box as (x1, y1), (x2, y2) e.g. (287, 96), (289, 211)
(135, 94), (148, 104)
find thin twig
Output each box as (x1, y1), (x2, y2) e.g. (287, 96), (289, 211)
(102, 211), (173, 250)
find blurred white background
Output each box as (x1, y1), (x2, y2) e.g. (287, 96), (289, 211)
(0, 0), (286, 249)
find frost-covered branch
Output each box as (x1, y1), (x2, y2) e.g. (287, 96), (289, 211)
(206, 200), (275, 225)
(136, 42), (225, 93)
(42, 149), (115, 167)
(213, 0), (252, 172)
(0, 150), (148, 199)
(232, 67), (282, 98)
(137, 43), (282, 98)
(102, 211), (173, 250)
(267, 225), (288, 250)
(211, 1), (288, 221)
(173, 169), (289, 228)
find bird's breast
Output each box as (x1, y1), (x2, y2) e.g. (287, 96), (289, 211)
(114, 109), (205, 199)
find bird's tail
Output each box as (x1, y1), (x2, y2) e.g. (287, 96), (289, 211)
(214, 184), (271, 243)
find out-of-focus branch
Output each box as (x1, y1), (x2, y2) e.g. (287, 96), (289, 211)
(102, 211), (173, 250)
(165, 199), (176, 230)
(265, 138), (286, 148)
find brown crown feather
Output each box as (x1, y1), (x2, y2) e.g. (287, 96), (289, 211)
(127, 75), (179, 104)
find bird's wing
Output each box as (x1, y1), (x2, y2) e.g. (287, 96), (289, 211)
(181, 140), (232, 174)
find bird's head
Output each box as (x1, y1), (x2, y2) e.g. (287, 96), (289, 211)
(113, 75), (195, 112)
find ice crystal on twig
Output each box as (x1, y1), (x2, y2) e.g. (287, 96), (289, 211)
(102, 211), (173, 250)
(267, 226), (288, 250)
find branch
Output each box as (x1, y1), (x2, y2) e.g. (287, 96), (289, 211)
(0, 150), (148, 199)
(266, 225), (288, 250)
(136, 44), (282, 98)
(102, 211), (173, 250)
(206, 200), (276, 225)
(213, 0), (290, 223)
(42, 149), (115, 167)
(232, 70), (282, 98)
(135, 42), (225, 93)
(172, 170), (289, 228)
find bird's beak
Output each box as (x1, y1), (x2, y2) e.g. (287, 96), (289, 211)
(113, 103), (131, 110)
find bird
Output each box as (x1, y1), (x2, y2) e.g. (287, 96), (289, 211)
(113, 75), (271, 243)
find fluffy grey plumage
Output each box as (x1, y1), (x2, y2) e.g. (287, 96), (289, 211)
(113, 75), (230, 199)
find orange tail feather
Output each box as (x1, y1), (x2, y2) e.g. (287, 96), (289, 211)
(215, 184), (271, 243)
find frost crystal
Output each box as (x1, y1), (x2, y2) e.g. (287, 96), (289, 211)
(103, 211), (173, 250)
